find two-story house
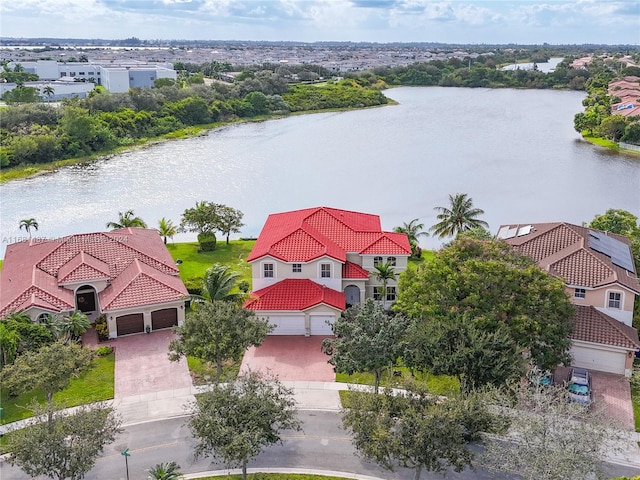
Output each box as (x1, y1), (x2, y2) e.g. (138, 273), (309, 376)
(245, 207), (411, 336)
(498, 222), (640, 376)
(0, 228), (189, 338)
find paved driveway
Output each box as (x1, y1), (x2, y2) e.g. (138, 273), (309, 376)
(240, 336), (335, 382)
(111, 330), (193, 398)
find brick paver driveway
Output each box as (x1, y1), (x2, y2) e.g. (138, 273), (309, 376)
(240, 336), (335, 382)
(111, 330), (192, 398)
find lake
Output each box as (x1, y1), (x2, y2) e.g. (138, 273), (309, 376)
(1, 86), (639, 257)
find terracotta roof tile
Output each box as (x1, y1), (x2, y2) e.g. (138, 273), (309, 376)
(572, 305), (639, 350)
(550, 249), (616, 287)
(343, 262), (370, 279)
(244, 279), (345, 311)
(58, 251), (111, 284)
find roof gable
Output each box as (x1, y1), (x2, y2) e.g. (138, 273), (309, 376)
(572, 305), (639, 350)
(58, 251), (111, 284)
(244, 278), (345, 311)
(343, 261), (370, 279)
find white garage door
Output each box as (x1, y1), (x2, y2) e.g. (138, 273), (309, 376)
(571, 345), (626, 374)
(268, 315), (306, 335)
(309, 315), (335, 336)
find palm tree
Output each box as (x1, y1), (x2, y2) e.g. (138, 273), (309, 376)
(201, 263), (246, 304)
(42, 84), (54, 101)
(147, 461), (182, 480)
(61, 311), (91, 343)
(19, 218), (39, 238)
(106, 210), (148, 229)
(394, 218), (428, 258)
(430, 193), (489, 239)
(373, 261), (397, 310)
(158, 217), (177, 244)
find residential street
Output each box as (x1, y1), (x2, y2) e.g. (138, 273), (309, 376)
(2, 411), (639, 480)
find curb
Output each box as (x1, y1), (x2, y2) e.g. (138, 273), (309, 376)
(182, 468), (388, 480)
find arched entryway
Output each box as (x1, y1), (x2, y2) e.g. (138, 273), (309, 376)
(75, 285), (98, 314)
(344, 285), (361, 308)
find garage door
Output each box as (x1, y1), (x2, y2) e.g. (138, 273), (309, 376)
(152, 308), (178, 330)
(268, 315), (306, 335)
(309, 314), (335, 336)
(571, 345), (626, 374)
(116, 313), (144, 336)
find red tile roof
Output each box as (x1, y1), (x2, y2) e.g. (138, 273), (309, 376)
(499, 222), (639, 294)
(0, 228), (187, 316)
(247, 207), (411, 263)
(342, 261), (370, 279)
(572, 305), (639, 351)
(244, 279), (346, 311)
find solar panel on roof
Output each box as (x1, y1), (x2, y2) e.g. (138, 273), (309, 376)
(504, 227), (518, 239)
(497, 226), (510, 239)
(517, 225), (532, 236)
(588, 229), (635, 272)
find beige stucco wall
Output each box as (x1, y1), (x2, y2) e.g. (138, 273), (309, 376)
(568, 284), (636, 325)
(105, 300), (186, 338)
(251, 256), (343, 291)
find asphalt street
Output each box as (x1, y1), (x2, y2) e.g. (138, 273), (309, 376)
(1, 411), (639, 479)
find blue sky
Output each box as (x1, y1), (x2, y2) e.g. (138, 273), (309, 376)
(1, 0), (638, 45)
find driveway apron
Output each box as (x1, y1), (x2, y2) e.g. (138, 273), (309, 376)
(240, 336), (335, 382)
(113, 329), (192, 398)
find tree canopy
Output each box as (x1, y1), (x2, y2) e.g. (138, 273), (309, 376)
(430, 193), (489, 239)
(395, 238), (574, 372)
(106, 209), (147, 229)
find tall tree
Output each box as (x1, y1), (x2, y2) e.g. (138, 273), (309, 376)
(5, 402), (122, 480)
(216, 204), (245, 244)
(0, 322), (21, 369)
(322, 299), (410, 393)
(106, 209), (147, 229)
(42, 84), (55, 101)
(169, 301), (272, 383)
(188, 370), (301, 480)
(394, 218), (428, 258)
(19, 217), (39, 238)
(157, 217), (177, 244)
(395, 238), (574, 372)
(343, 384), (501, 480)
(589, 208), (640, 268)
(201, 263), (246, 304)
(373, 260), (397, 310)
(179, 200), (219, 236)
(430, 193), (489, 239)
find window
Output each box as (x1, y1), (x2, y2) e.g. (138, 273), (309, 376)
(387, 256), (396, 266)
(263, 263), (274, 278)
(373, 287), (383, 301)
(386, 286), (397, 302)
(374, 256), (383, 267)
(88, 71), (95, 75)
(79, 72), (85, 75)
(37, 313), (51, 323)
(69, 72), (76, 77)
(292, 263), (302, 273)
(608, 292), (621, 309)
(574, 288), (586, 299)
(321, 263), (331, 278)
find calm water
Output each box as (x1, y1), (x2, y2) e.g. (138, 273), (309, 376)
(1, 87), (639, 257)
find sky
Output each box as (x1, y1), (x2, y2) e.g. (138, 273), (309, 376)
(0, 0), (639, 45)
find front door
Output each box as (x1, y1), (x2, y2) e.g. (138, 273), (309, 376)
(344, 285), (360, 307)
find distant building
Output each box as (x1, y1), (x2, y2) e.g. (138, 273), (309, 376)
(0, 79), (95, 101)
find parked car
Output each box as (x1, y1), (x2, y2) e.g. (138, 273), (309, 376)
(567, 367), (592, 405)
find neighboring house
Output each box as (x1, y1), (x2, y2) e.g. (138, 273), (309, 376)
(245, 207), (411, 336)
(609, 76), (640, 118)
(498, 222), (640, 376)
(0, 228), (188, 338)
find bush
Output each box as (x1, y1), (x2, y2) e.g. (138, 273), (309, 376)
(94, 315), (110, 342)
(95, 345), (113, 357)
(197, 232), (217, 252)
(183, 277), (203, 296)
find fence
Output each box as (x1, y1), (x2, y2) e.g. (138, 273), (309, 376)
(620, 142), (640, 153)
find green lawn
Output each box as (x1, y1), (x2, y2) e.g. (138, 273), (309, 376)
(631, 362), (640, 432)
(0, 352), (115, 424)
(187, 356), (241, 385)
(166, 240), (255, 292)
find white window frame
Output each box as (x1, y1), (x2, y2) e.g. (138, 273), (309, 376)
(387, 256), (396, 266)
(263, 262), (275, 278)
(607, 291), (622, 309)
(373, 256), (383, 267)
(386, 286), (397, 301)
(574, 288), (586, 299)
(292, 263), (302, 273)
(320, 263), (331, 278)
(373, 286), (384, 301)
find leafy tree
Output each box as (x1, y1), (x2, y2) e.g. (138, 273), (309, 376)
(0, 311), (56, 358)
(188, 370), (301, 480)
(19, 217), (39, 238)
(342, 384), (501, 480)
(5, 402), (122, 480)
(179, 200), (219, 236)
(599, 114), (628, 141)
(322, 299), (410, 393)
(373, 260), (397, 310)
(201, 263), (246, 304)
(395, 238), (574, 371)
(106, 209), (148, 229)
(482, 378), (623, 480)
(158, 217), (177, 244)
(147, 461), (182, 480)
(1, 342), (94, 408)
(3, 86), (40, 104)
(430, 193), (489, 239)
(215, 205), (245, 244)
(0, 322), (21, 368)
(169, 301), (272, 383)
(455, 226), (493, 241)
(404, 312), (524, 392)
(394, 218), (428, 258)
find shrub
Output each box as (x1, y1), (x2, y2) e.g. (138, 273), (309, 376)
(95, 345), (113, 357)
(94, 315), (110, 342)
(197, 232), (217, 252)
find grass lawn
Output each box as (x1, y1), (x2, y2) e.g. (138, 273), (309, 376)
(336, 367), (459, 397)
(631, 361), (640, 432)
(166, 240), (255, 291)
(0, 352), (115, 425)
(187, 356), (241, 385)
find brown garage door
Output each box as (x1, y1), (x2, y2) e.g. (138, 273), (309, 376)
(116, 314), (144, 336)
(151, 308), (178, 330)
